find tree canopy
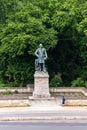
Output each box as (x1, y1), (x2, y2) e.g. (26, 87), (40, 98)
(0, 0), (87, 87)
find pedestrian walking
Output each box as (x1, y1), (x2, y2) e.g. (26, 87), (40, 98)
(62, 96), (65, 105)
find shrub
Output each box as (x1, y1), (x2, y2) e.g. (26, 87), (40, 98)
(0, 81), (5, 88)
(5, 82), (19, 87)
(2, 90), (13, 95)
(50, 74), (63, 87)
(85, 81), (87, 88)
(71, 77), (85, 87)
(14, 90), (19, 94)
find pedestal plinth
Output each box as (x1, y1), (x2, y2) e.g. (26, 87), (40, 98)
(33, 72), (50, 98)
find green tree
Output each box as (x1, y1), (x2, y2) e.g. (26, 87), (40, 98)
(0, 0), (87, 87)
(0, 0), (57, 86)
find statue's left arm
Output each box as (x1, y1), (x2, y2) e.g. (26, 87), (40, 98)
(44, 49), (47, 60)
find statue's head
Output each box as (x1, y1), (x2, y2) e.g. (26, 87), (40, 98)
(39, 44), (43, 48)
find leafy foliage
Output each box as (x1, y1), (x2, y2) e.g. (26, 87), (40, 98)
(0, 0), (87, 87)
(71, 77), (85, 87)
(50, 73), (63, 87)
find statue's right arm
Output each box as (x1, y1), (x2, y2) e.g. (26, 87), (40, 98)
(35, 49), (39, 57)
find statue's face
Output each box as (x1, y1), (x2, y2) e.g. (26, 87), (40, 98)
(39, 44), (43, 48)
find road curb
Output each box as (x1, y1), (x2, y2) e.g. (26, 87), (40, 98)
(0, 116), (87, 121)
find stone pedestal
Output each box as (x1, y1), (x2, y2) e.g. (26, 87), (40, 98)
(29, 72), (58, 107)
(33, 72), (50, 98)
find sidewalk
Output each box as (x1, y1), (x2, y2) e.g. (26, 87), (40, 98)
(0, 104), (87, 111)
(0, 106), (87, 121)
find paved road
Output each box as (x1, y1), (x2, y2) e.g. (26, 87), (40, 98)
(0, 121), (87, 130)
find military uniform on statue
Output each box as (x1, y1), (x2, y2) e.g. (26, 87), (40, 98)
(29, 44), (58, 107)
(33, 44), (50, 98)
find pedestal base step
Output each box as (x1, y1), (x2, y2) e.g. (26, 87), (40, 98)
(29, 97), (60, 107)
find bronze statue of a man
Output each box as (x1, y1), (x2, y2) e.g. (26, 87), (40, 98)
(35, 44), (47, 72)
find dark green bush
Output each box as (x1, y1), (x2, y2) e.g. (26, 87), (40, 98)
(50, 74), (63, 87)
(71, 77), (85, 87)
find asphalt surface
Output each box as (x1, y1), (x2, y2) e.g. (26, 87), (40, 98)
(0, 121), (87, 130)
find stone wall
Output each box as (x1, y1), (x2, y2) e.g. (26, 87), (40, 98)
(0, 99), (87, 107)
(0, 87), (87, 97)
(0, 100), (29, 107)
(65, 99), (87, 106)
(0, 87), (87, 107)
(50, 87), (87, 97)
